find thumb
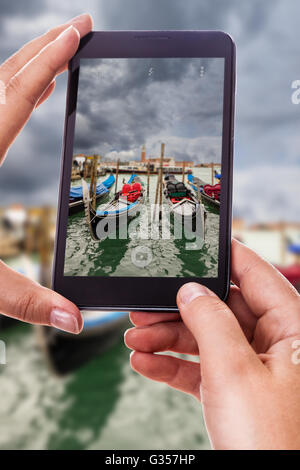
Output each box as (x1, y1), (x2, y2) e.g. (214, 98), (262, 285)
(0, 261), (82, 334)
(177, 283), (262, 386)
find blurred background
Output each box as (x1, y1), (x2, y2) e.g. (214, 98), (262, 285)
(0, 0), (300, 450)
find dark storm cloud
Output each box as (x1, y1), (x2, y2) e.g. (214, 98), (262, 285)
(0, 0), (271, 207)
(74, 57), (224, 163)
(101, 0), (230, 30)
(0, 0), (299, 224)
(77, 58), (190, 105)
(102, 0), (277, 34)
(0, 73), (67, 205)
(0, 0), (47, 57)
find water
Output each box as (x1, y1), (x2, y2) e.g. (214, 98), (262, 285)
(65, 168), (220, 277)
(0, 168), (219, 449)
(0, 324), (210, 450)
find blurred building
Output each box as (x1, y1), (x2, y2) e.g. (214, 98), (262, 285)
(0, 205), (56, 285)
(232, 218), (300, 267)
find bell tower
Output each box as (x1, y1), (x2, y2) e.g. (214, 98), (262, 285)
(141, 145), (146, 163)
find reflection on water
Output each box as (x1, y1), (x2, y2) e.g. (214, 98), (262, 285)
(0, 325), (70, 450)
(0, 325), (209, 450)
(89, 360), (208, 450)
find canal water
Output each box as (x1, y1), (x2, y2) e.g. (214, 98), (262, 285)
(64, 168), (220, 278)
(0, 167), (219, 449)
(0, 323), (210, 450)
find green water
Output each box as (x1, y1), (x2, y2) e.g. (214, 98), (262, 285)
(64, 170), (220, 277)
(0, 169), (219, 449)
(0, 324), (210, 450)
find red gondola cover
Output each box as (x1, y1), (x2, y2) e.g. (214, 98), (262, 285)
(203, 183), (220, 200)
(121, 183), (141, 202)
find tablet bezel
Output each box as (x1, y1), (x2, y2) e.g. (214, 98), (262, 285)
(53, 30), (235, 312)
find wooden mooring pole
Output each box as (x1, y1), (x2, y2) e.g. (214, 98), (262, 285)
(153, 143), (165, 221)
(89, 158), (94, 199)
(83, 156), (88, 179)
(147, 162), (150, 198)
(159, 143), (165, 220)
(115, 158), (120, 195)
(197, 182), (202, 204)
(91, 154), (98, 211)
(154, 168), (160, 218)
(182, 161), (186, 183)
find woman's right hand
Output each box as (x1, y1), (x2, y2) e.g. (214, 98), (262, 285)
(126, 240), (300, 449)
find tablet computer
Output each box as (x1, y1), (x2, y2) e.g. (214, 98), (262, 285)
(53, 30), (235, 312)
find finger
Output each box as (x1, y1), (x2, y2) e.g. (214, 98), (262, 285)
(177, 283), (265, 388)
(129, 311), (180, 326)
(231, 239), (300, 347)
(125, 321), (198, 355)
(130, 351), (201, 400)
(0, 14), (93, 83)
(130, 289), (257, 344)
(0, 25), (80, 163)
(35, 80), (56, 108)
(0, 260), (82, 334)
(128, 289), (256, 354)
(227, 285), (257, 343)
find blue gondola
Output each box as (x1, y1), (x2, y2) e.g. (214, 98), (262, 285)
(82, 175), (144, 241)
(69, 174), (115, 215)
(39, 309), (129, 374)
(187, 174), (220, 209)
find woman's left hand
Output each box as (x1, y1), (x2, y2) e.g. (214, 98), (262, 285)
(0, 14), (93, 334)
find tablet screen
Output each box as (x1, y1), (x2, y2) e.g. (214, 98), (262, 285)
(64, 57), (224, 278)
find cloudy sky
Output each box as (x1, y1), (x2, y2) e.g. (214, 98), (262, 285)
(74, 57), (224, 164)
(0, 0), (299, 223)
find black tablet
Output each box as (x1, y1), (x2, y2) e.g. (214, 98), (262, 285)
(53, 31), (235, 312)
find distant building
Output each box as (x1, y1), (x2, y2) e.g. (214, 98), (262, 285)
(232, 218), (300, 267)
(195, 162), (219, 168)
(146, 156), (194, 168)
(141, 145), (146, 163)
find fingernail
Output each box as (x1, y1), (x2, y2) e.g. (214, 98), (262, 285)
(130, 350), (136, 360)
(124, 327), (132, 338)
(56, 25), (77, 41)
(124, 328), (130, 342)
(50, 309), (80, 334)
(179, 282), (211, 305)
(124, 329), (132, 348)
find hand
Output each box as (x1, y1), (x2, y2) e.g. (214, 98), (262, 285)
(0, 14), (93, 333)
(125, 239), (300, 449)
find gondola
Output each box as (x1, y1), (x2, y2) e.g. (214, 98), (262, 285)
(163, 175), (206, 237)
(82, 174), (144, 241)
(37, 310), (129, 375)
(69, 174), (115, 215)
(187, 174), (220, 209)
